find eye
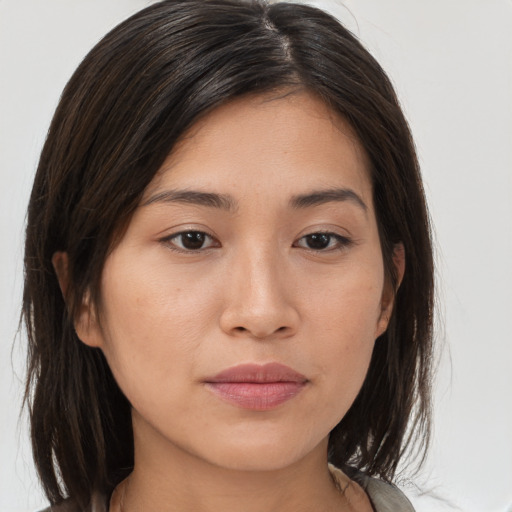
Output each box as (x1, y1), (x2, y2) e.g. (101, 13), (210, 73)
(162, 231), (219, 252)
(294, 232), (352, 251)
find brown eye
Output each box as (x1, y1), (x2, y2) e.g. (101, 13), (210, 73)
(165, 231), (218, 251)
(294, 232), (352, 251)
(304, 233), (331, 250)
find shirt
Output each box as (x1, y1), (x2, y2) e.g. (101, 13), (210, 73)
(41, 466), (415, 512)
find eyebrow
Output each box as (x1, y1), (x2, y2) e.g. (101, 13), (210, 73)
(290, 188), (368, 213)
(142, 187), (367, 213)
(142, 189), (236, 211)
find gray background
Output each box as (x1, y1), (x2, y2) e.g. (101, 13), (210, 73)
(1, 1), (511, 510)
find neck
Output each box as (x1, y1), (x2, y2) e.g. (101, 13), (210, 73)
(114, 417), (352, 512)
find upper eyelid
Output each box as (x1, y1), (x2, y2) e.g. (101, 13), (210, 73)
(160, 227), (217, 241)
(160, 230), (220, 252)
(300, 231), (350, 239)
(161, 229), (349, 239)
(295, 223), (353, 238)
(294, 232), (352, 247)
(295, 230), (352, 242)
(165, 229), (213, 238)
(159, 228), (353, 249)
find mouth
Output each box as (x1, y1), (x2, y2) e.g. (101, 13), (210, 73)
(204, 363), (308, 411)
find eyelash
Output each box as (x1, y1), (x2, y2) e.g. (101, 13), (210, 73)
(160, 230), (353, 254)
(293, 232), (353, 252)
(160, 230), (220, 253)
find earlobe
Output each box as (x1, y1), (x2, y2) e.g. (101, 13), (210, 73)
(74, 290), (104, 349)
(375, 242), (406, 338)
(51, 251), (104, 349)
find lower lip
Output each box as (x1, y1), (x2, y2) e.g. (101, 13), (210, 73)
(205, 382), (306, 410)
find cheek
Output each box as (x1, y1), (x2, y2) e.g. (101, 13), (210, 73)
(301, 263), (384, 413)
(101, 248), (219, 340)
(96, 252), (220, 402)
(303, 256), (385, 341)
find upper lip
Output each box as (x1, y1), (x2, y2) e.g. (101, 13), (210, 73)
(204, 363), (308, 383)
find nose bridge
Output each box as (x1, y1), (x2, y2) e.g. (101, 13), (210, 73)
(235, 242), (285, 313)
(220, 241), (298, 338)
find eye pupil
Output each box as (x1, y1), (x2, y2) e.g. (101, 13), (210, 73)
(182, 232), (205, 250)
(306, 233), (330, 250)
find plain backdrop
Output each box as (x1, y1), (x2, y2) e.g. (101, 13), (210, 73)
(1, 1), (511, 511)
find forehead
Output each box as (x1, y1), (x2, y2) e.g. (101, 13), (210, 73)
(144, 91), (373, 206)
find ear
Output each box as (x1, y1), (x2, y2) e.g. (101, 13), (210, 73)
(375, 243), (405, 338)
(52, 251), (104, 348)
(52, 251), (69, 297)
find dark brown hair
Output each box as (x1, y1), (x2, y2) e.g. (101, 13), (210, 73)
(23, 0), (434, 507)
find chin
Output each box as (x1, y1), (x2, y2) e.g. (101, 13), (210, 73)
(210, 450), (305, 472)
(196, 432), (326, 472)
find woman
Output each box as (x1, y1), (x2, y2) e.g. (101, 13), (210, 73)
(23, 1), (434, 511)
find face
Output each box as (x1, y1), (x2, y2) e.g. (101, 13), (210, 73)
(76, 91), (399, 472)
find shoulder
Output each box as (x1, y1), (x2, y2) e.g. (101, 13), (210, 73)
(329, 464), (415, 512)
(38, 492), (108, 512)
(351, 472), (415, 512)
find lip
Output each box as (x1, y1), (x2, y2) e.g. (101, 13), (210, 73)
(204, 363), (308, 411)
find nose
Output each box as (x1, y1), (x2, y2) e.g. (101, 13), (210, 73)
(219, 247), (300, 340)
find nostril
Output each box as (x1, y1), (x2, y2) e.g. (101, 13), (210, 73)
(231, 325), (289, 338)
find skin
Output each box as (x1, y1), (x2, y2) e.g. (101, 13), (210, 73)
(55, 91), (404, 512)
